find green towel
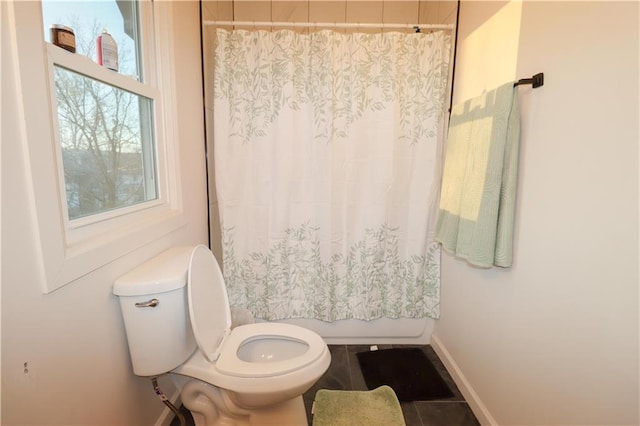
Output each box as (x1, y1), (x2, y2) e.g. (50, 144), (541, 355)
(435, 82), (520, 268)
(312, 385), (406, 426)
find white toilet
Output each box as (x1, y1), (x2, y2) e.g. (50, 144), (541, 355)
(113, 245), (331, 426)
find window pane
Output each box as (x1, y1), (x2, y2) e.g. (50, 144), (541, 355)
(54, 65), (157, 220)
(42, 0), (141, 81)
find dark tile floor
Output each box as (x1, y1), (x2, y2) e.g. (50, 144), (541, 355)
(303, 344), (479, 426)
(172, 344), (479, 426)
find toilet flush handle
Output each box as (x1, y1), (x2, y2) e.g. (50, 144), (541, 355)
(135, 299), (159, 308)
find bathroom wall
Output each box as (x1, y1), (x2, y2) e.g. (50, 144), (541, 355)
(432, 1), (639, 425)
(201, 0), (458, 262)
(1, 2), (208, 425)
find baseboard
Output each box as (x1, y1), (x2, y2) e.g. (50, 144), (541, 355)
(155, 388), (182, 426)
(430, 334), (498, 426)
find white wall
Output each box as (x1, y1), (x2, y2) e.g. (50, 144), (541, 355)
(1, 2), (208, 425)
(433, 1), (639, 425)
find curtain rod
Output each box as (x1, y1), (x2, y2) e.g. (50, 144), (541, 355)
(203, 20), (454, 31)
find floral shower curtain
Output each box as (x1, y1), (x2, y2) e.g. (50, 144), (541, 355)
(213, 28), (451, 322)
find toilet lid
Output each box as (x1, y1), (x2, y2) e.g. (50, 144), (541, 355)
(188, 245), (232, 363)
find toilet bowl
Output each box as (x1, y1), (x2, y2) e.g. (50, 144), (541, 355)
(113, 245), (331, 425)
(175, 322), (330, 408)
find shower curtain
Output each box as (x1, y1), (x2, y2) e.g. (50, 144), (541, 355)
(213, 28), (451, 322)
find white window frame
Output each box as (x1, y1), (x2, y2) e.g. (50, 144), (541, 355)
(7, 0), (186, 293)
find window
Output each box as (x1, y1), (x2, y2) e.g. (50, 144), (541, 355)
(53, 66), (157, 220)
(6, 0), (185, 293)
(42, 1), (158, 221)
(42, 1), (141, 79)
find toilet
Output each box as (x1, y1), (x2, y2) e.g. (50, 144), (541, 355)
(113, 245), (331, 426)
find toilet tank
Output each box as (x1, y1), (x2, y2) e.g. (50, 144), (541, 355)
(113, 246), (197, 377)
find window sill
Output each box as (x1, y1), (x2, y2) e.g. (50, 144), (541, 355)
(41, 208), (186, 293)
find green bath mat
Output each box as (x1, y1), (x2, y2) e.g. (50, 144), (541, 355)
(312, 385), (405, 426)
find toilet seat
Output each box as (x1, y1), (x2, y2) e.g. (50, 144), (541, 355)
(216, 322), (327, 378)
(187, 245), (327, 381)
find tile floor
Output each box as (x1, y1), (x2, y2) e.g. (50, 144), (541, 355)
(172, 344), (479, 426)
(303, 345), (479, 426)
